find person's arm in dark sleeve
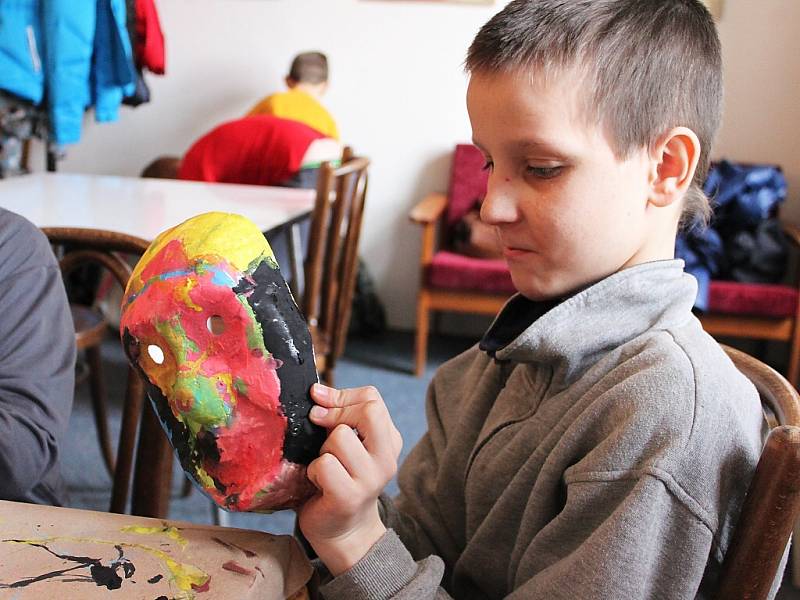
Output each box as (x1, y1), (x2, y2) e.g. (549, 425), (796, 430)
(0, 217), (74, 502)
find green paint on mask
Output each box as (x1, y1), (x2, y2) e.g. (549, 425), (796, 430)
(236, 295), (268, 352)
(154, 317), (198, 363)
(174, 376), (232, 430)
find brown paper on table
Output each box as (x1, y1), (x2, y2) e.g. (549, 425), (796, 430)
(0, 500), (313, 599)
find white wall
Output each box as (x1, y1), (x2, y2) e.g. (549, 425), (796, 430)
(42, 0), (800, 330)
(714, 0), (800, 222)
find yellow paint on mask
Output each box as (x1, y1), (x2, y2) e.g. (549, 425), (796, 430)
(175, 277), (202, 312)
(193, 465), (216, 490)
(129, 212), (274, 291)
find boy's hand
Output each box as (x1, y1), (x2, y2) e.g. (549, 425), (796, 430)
(297, 383), (403, 576)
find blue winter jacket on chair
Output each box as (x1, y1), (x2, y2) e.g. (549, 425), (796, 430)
(676, 161), (788, 311)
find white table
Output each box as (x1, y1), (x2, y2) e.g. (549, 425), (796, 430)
(0, 172), (316, 290)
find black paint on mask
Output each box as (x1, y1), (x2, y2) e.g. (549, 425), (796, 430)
(233, 260), (325, 464)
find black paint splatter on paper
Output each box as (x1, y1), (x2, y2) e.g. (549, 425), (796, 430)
(0, 541), (135, 590)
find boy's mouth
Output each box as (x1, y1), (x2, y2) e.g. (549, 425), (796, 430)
(502, 246), (533, 259)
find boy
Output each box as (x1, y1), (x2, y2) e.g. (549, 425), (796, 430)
(297, 1), (768, 598)
(248, 51), (339, 140)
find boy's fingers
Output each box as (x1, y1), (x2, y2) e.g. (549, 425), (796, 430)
(311, 383), (382, 409)
(309, 384), (401, 467)
(312, 401), (396, 459)
(307, 452), (352, 500)
(390, 427), (403, 456)
(320, 424), (373, 479)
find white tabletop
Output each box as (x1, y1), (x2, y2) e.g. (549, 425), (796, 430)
(0, 173), (316, 241)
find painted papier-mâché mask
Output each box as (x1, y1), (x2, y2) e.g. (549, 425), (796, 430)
(120, 212), (324, 512)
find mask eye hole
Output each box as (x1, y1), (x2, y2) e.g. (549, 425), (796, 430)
(147, 344), (165, 365)
(207, 315), (225, 335)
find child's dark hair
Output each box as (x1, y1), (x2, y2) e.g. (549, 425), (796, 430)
(466, 0), (722, 228)
(289, 51), (329, 85)
(140, 156), (181, 179)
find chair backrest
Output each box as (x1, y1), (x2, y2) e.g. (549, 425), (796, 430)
(715, 345), (800, 600)
(444, 144), (489, 229)
(302, 149), (370, 383)
(42, 227), (171, 517)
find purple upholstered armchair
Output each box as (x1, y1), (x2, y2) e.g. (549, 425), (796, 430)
(408, 144), (515, 376)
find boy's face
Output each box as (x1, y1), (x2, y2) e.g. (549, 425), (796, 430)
(467, 70), (662, 301)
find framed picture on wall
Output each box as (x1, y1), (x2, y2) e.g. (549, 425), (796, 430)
(365, 0), (494, 4)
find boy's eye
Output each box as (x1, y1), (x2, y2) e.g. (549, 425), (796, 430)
(526, 165), (563, 179)
(481, 160), (494, 172)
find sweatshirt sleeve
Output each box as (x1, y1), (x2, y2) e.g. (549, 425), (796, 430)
(319, 529), (448, 600)
(505, 474), (716, 599)
(0, 216), (75, 501)
(318, 374), (457, 599)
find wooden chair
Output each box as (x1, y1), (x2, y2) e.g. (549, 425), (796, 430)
(49, 237), (128, 477)
(43, 227), (172, 518)
(409, 144), (513, 376)
(699, 223), (800, 389)
(302, 149), (370, 385)
(715, 345), (800, 599)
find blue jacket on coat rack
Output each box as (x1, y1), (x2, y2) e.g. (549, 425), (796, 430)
(0, 0), (136, 145)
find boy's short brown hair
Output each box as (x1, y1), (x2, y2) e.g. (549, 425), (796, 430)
(289, 51), (329, 85)
(466, 0), (722, 228)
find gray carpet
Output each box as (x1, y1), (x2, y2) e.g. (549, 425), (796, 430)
(63, 329), (474, 535)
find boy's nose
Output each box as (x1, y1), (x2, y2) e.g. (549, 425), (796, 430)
(480, 178), (518, 225)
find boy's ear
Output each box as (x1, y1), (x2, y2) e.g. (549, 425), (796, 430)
(285, 76), (298, 89)
(648, 127), (701, 208)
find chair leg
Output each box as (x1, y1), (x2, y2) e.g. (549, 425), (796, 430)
(212, 502), (231, 527)
(86, 344), (115, 476)
(788, 322), (800, 389)
(415, 292), (430, 377)
(110, 370), (144, 514)
(181, 476), (194, 498)
(794, 520), (800, 588)
(131, 403), (174, 518)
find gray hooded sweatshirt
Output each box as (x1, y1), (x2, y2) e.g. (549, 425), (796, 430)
(320, 260), (768, 599)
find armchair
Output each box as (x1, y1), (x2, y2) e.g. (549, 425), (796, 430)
(409, 144), (514, 376)
(698, 222), (800, 388)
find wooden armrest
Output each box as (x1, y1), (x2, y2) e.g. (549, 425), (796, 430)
(782, 222), (800, 248)
(409, 192), (447, 225)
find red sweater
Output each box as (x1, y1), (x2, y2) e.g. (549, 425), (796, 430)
(179, 115), (325, 186)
